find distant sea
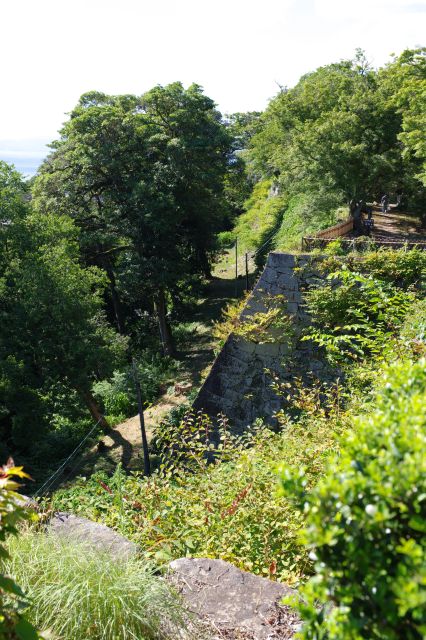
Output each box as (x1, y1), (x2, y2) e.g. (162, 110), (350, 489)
(0, 139), (49, 178)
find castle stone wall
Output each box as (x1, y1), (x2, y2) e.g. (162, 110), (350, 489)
(193, 253), (326, 430)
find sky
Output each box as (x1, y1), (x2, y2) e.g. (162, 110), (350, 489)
(0, 0), (425, 175)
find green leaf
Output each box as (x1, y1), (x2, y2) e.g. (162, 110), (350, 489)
(14, 617), (40, 640)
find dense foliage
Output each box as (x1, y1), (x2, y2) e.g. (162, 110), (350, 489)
(6, 532), (188, 640)
(280, 359), (426, 639)
(223, 48), (426, 259)
(0, 460), (40, 640)
(0, 162), (125, 457)
(50, 397), (346, 585)
(1, 47), (425, 640)
(33, 84), (232, 355)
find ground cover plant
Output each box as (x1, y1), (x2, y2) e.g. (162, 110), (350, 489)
(5, 531), (190, 640)
(50, 385), (350, 586)
(280, 358), (426, 639)
(274, 250), (426, 638)
(49, 250), (425, 595)
(304, 267), (413, 364)
(0, 460), (40, 639)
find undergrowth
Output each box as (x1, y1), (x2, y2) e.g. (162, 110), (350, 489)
(45, 248), (425, 626)
(49, 382), (351, 586)
(5, 531), (190, 640)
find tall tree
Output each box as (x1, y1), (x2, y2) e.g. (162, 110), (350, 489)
(381, 48), (426, 188)
(33, 84), (232, 354)
(249, 51), (403, 206)
(0, 162), (126, 448)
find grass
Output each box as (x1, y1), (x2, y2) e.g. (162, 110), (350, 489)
(5, 531), (192, 640)
(49, 398), (349, 586)
(274, 191), (343, 251)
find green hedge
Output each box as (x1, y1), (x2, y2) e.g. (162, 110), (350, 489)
(279, 358), (426, 639)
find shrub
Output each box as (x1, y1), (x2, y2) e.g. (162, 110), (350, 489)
(93, 352), (180, 420)
(212, 294), (249, 348)
(213, 293), (294, 348)
(0, 459), (40, 640)
(279, 359), (426, 639)
(274, 189), (342, 252)
(234, 295), (295, 345)
(233, 179), (286, 254)
(400, 298), (426, 346)
(321, 248), (426, 292)
(304, 267), (414, 364)
(5, 531), (189, 640)
(216, 230), (236, 248)
(50, 403), (346, 586)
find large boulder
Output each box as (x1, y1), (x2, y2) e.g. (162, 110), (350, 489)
(49, 512), (138, 560)
(169, 557), (301, 639)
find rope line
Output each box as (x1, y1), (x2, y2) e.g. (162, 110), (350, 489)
(251, 229), (279, 257)
(34, 416), (104, 497)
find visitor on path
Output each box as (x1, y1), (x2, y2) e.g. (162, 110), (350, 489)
(353, 202), (364, 236)
(381, 194), (389, 213)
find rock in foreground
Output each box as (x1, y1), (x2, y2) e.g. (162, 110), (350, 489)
(169, 557), (301, 639)
(49, 512), (138, 560)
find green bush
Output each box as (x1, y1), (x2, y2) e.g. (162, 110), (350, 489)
(321, 248), (426, 292)
(5, 531), (189, 640)
(304, 267), (413, 363)
(233, 179), (286, 254)
(93, 352), (180, 420)
(0, 461), (40, 640)
(216, 230), (236, 248)
(274, 189), (342, 252)
(400, 298), (426, 349)
(50, 402), (346, 585)
(279, 359), (426, 639)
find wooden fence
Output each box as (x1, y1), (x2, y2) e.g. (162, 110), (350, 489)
(301, 236), (426, 252)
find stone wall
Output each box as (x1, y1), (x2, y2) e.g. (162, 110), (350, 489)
(193, 252), (327, 431)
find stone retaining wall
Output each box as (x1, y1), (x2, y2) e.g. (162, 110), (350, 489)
(193, 252), (327, 430)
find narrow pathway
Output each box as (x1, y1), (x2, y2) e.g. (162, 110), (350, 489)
(58, 275), (249, 483)
(371, 206), (426, 243)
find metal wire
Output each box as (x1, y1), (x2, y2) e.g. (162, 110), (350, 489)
(34, 416), (104, 497)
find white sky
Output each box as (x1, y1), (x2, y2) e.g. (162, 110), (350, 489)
(0, 0), (425, 169)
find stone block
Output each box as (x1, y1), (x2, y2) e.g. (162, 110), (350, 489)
(275, 273), (299, 291)
(168, 557), (299, 640)
(254, 342), (281, 357)
(309, 359), (324, 371)
(268, 252), (296, 268)
(286, 302), (299, 314)
(287, 291), (303, 303)
(49, 513), (138, 560)
(234, 339), (256, 355)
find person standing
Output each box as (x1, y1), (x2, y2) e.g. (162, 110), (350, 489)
(381, 194), (389, 213)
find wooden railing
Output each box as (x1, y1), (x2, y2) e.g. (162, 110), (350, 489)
(314, 218), (354, 239)
(301, 236), (426, 252)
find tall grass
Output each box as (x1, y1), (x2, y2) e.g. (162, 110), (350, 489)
(5, 530), (191, 640)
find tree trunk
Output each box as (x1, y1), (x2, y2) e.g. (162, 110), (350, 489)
(154, 289), (176, 357)
(101, 256), (125, 334)
(198, 247), (213, 279)
(79, 389), (110, 433)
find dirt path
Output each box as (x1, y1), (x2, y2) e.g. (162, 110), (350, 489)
(371, 206), (426, 242)
(59, 274), (249, 483)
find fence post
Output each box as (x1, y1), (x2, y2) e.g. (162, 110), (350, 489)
(245, 252), (249, 291)
(132, 359), (151, 476)
(234, 238), (238, 297)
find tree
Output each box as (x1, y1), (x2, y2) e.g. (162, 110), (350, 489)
(34, 84), (232, 355)
(381, 48), (426, 188)
(0, 162), (126, 448)
(222, 111), (262, 220)
(249, 52), (403, 206)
